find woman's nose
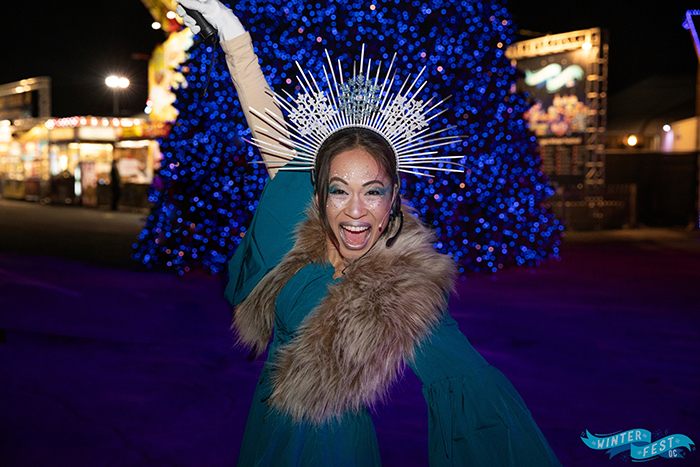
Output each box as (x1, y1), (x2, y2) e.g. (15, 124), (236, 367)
(346, 194), (365, 218)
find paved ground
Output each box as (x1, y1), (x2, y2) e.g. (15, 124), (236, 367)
(1, 198), (699, 466)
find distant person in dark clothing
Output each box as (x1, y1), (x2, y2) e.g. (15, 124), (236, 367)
(110, 159), (121, 211)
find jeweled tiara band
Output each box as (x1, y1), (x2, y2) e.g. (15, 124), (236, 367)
(247, 45), (464, 176)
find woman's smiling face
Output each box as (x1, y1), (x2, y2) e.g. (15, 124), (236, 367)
(322, 148), (395, 260)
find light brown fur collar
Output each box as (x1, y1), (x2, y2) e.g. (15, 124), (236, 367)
(233, 204), (457, 424)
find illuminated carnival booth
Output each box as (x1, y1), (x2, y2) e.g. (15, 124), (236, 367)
(0, 113), (167, 208)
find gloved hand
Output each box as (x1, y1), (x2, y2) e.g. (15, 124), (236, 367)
(176, 0), (245, 41)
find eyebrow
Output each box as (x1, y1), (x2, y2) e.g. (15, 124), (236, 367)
(329, 176), (386, 187)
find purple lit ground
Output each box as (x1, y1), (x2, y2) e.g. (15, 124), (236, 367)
(1, 199), (699, 466)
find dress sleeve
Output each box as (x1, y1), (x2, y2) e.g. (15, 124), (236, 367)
(220, 32), (292, 179)
(220, 33), (314, 304)
(224, 169), (314, 306)
(408, 312), (562, 467)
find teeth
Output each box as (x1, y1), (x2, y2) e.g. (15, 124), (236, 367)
(342, 225), (370, 232)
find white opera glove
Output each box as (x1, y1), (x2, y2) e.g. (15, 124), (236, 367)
(175, 0), (245, 42)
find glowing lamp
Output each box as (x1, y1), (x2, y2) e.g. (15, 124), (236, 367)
(105, 76), (130, 116)
(627, 135), (638, 146)
(663, 124), (671, 132)
(582, 42), (592, 51)
(106, 76), (130, 88)
(105, 76), (119, 87)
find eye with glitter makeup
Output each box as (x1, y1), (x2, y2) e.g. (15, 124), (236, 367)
(364, 185), (389, 197)
(328, 185), (348, 196)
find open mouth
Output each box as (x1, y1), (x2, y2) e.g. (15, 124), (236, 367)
(339, 223), (372, 250)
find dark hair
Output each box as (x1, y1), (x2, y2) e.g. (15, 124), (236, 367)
(314, 127), (401, 249)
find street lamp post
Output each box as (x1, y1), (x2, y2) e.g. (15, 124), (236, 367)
(105, 76), (130, 116)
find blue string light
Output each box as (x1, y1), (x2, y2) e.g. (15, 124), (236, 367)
(134, 0), (563, 276)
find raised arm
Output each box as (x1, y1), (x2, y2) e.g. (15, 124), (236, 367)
(176, 0), (290, 178)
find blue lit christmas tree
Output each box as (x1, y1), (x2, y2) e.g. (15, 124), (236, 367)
(134, 0), (563, 276)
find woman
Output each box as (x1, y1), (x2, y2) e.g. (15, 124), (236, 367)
(177, 1), (562, 465)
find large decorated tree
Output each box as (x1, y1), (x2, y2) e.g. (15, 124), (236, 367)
(134, 0), (562, 276)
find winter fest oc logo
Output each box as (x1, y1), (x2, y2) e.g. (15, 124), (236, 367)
(582, 429), (695, 461)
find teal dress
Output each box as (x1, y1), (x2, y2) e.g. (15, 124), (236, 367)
(225, 171), (562, 467)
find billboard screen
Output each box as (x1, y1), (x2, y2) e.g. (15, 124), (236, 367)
(508, 28), (606, 185)
(517, 49), (592, 180)
(517, 50), (589, 139)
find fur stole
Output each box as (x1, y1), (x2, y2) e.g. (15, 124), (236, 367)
(233, 204), (457, 424)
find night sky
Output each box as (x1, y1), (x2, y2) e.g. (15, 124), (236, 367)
(2, 0), (696, 118)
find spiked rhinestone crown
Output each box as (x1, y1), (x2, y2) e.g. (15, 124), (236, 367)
(248, 46), (464, 176)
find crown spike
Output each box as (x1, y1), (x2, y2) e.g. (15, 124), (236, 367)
(294, 61), (316, 96)
(359, 44), (365, 75)
(249, 106), (321, 155)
